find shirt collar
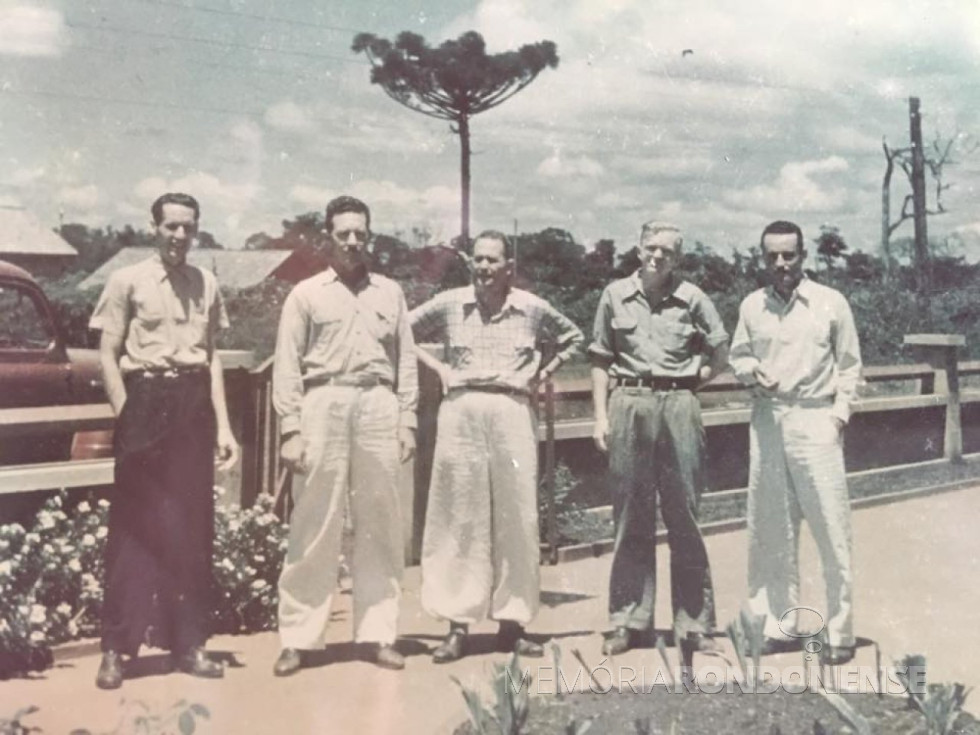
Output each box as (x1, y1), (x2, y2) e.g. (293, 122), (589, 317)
(320, 267), (376, 290)
(149, 252), (193, 282)
(626, 270), (693, 305)
(461, 285), (526, 315)
(766, 274), (812, 305)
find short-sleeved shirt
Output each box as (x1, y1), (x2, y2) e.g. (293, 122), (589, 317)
(272, 268), (419, 435)
(589, 272), (727, 379)
(410, 286), (584, 393)
(89, 254), (228, 373)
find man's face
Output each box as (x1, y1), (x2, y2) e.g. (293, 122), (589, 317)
(762, 232), (806, 296)
(638, 229), (680, 282)
(471, 237), (511, 299)
(154, 203), (198, 268)
(328, 211), (370, 280)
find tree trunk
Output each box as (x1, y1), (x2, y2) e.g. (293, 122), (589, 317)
(458, 112), (471, 245)
(881, 150), (894, 281)
(909, 97), (930, 297)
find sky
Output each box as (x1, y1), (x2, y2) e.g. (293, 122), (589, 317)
(2, 0), (980, 260)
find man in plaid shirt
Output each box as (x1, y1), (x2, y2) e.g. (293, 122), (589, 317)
(410, 230), (583, 663)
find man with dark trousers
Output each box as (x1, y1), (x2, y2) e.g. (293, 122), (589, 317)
(90, 192), (238, 689)
(590, 221), (728, 656)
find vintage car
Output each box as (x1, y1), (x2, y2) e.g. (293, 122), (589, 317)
(0, 258), (111, 466)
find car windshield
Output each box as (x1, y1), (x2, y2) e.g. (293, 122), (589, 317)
(0, 285), (54, 349)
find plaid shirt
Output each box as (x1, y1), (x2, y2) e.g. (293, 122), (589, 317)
(410, 286), (583, 393)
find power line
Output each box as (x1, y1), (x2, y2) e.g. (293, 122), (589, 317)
(66, 20), (364, 64)
(131, 0), (362, 35)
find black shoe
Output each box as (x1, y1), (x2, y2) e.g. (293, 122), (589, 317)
(95, 650), (123, 690)
(602, 627), (637, 656)
(685, 632), (721, 653)
(432, 626), (467, 664)
(823, 644), (856, 665)
(757, 637), (801, 656)
(273, 647), (303, 677)
(371, 643), (405, 671)
(174, 647), (224, 679)
(497, 622), (544, 658)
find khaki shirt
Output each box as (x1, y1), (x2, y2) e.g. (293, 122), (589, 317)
(589, 272), (727, 378)
(729, 277), (862, 423)
(410, 286), (584, 393)
(272, 268), (418, 434)
(89, 254), (228, 373)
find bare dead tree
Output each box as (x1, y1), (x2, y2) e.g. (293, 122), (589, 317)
(882, 131), (976, 279)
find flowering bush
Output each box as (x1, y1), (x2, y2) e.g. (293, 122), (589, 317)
(0, 489), (288, 679)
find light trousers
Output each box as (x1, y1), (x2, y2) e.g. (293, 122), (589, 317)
(421, 390), (540, 626)
(746, 400), (854, 647)
(277, 385), (403, 649)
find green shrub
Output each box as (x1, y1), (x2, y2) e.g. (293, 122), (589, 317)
(0, 490), (288, 679)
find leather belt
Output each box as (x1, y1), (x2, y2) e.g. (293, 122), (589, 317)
(448, 384), (528, 397)
(127, 365), (209, 380)
(614, 376), (699, 391)
(305, 375), (393, 390)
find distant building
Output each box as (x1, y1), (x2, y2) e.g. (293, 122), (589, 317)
(78, 247), (319, 292)
(0, 207), (78, 278)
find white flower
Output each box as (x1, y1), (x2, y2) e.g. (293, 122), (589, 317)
(77, 501), (91, 514)
(42, 543), (54, 555)
(37, 511), (55, 530)
(56, 603), (72, 617)
(81, 534), (96, 547)
(25, 533), (40, 544)
(214, 485), (227, 497)
(228, 520), (240, 533)
(96, 526), (108, 539)
(68, 621), (79, 637)
(52, 511), (67, 522)
(30, 631), (45, 643)
(98, 499), (110, 509)
(68, 559), (82, 573)
(220, 557), (234, 571)
(61, 544), (75, 555)
(0, 560), (11, 577)
(29, 605), (46, 624)
(250, 580), (268, 590)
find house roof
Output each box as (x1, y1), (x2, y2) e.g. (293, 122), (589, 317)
(0, 207), (78, 257)
(78, 247), (294, 291)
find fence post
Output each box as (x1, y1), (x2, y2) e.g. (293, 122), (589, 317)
(903, 334), (966, 462)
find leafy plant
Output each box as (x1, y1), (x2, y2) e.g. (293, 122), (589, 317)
(895, 654), (972, 735)
(0, 706), (40, 735)
(452, 653), (530, 735)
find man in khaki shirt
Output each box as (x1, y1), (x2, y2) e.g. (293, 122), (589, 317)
(730, 220), (862, 665)
(271, 196), (417, 676)
(89, 192), (238, 689)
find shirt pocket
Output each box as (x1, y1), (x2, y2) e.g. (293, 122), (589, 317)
(661, 321), (696, 358)
(610, 316), (638, 353)
(310, 313), (345, 354)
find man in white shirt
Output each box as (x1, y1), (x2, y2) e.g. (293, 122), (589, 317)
(729, 220), (862, 665)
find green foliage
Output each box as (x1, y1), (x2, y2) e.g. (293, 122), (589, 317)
(0, 706), (40, 735)
(896, 654), (972, 735)
(452, 653), (531, 735)
(0, 491), (288, 678)
(2, 700), (211, 735)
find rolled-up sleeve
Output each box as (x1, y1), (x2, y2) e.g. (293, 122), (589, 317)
(89, 272), (130, 336)
(692, 291), (728, 348)
(587, 286), (615, 367)
(272, 289), (308, 436)
(541, 303), (584, 364)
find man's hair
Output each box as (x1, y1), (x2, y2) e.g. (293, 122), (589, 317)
(640, 220), (683, 248)
(760, 220), (804, 252)
(472, 229), (514, 259)
(325, 196), (371, 233)
(151, 192), (200, 224)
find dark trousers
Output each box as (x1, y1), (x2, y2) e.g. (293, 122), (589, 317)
(607, 388), (715, 635)
(100, 371), (216, 655)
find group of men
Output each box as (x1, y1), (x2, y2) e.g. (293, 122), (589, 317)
(91, 192), (861, 689)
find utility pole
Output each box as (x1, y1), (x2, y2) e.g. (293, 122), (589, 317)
(909, 97), (931, 299)
(512, 218), (519, 274)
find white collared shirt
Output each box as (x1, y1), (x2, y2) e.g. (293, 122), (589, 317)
(730, 277), (862, 422)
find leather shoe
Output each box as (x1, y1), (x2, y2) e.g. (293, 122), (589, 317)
(432, 628), (467, 664)
(823, 644), (856, 666)
(273, 647), (302, 677)
(95, 650), (123, 690)
(685, 632), (721, 653)
(174, 647), (224, 679)
(602, 626), (636, 656)
(497, 623), (544, 658)
(755, 637), (800, 656)
(372, 643), (405, 670)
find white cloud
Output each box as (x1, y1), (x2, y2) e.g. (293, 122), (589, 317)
(289, 185), (333, 210)
(0, 6), (65, 57)
(133, 173), (260, 220)
(6, 166), (46, 187)
(723, 156), (851, 213)
(58, 185), (99, 210)
(265, 101), (314, 134)
(536, 150), (604, 178)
